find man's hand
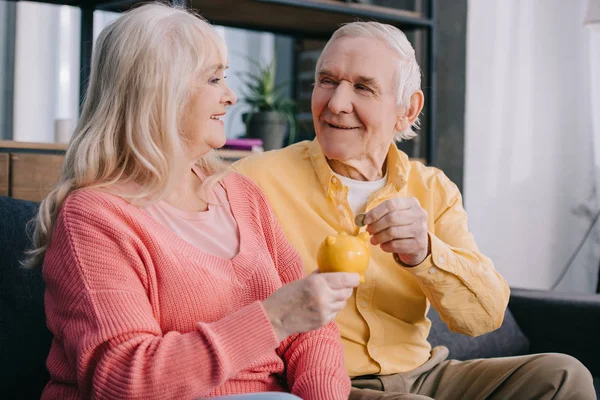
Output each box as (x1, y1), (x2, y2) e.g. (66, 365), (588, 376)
(364, 197), (430, 267)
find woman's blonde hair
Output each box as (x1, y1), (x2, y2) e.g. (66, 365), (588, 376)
(315, 21), (422, 141)
(24, 2), (228, 268)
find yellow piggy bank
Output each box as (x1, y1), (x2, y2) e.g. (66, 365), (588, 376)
(317, 231), (371, 283)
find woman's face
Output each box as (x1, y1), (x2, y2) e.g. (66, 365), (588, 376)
(180, 61), (237, 159)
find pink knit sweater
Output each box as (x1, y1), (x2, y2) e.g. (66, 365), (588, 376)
(42, 172), (350, 400)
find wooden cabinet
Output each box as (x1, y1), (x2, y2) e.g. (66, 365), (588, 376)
(24, 1), (430, 37)
(0, 153), (9, 196)
(183, 0), (429, 38)
(8, 153), (65, 202)
(0, 142), (67, 202)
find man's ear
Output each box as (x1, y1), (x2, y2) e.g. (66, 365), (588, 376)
(395, 90), (425, 132)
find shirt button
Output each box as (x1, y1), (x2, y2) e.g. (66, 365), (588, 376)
(361, 301), (367, 307)
(438, 256), (445, 264)
(371, 347), (377, 355)
(332, 177), (338, 184)
(429, 267), (436, 275)
(337, 204), (344, 211)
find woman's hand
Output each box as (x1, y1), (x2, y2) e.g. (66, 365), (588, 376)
(263, 270), (360, 342)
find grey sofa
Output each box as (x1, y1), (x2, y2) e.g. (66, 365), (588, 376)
(1, 195), (599, 399)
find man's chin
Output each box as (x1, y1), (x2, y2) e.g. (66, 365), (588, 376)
(321, 146), (355, 164)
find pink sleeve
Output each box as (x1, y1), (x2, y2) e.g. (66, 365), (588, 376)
(274, 241), (351, 400)
(43, 195), (279, 399)
(242, 177), (351, 400)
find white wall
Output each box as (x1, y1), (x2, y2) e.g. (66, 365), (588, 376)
(465, 0), (599, 292)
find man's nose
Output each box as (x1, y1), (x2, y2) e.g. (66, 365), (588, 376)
(327, 83), (353, 114)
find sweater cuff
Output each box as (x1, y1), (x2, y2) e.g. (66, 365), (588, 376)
(293, 373), (350, 400)
(200, 301), (279, 371)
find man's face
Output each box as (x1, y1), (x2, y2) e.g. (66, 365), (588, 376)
(312, 36), (403, 164)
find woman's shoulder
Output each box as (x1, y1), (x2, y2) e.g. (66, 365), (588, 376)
(223, 172), (275, 218)
(224, 171), (266, 198)
(64, 188), (127, 209)
(60, 188), (139, 227)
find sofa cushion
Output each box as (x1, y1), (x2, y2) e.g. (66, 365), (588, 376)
(0, 196), (52, 398)
(427, 306), (530, 361)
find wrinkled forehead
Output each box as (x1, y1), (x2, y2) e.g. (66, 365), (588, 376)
(317, 36), (399, 86)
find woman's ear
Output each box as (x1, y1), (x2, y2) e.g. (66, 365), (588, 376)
(395, 90), (424, 132)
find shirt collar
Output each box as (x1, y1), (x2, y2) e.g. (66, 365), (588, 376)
(308, 138), (410, 194)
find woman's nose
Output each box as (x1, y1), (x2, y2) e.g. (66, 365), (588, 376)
(224, 83), (237, 106)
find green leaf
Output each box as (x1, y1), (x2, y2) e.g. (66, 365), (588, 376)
(234, 54), (298, 144)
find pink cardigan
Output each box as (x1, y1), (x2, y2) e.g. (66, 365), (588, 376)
(42, 172), (350, 400)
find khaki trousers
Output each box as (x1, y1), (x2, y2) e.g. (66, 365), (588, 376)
(349, 347), (596, 400)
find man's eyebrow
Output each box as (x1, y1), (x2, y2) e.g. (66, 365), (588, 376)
(317, 69), (381, 90)
(355, 75), (380, 89)
(316, 68), (334, 77)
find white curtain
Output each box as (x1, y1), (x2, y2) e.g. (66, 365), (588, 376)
(465, 0), (599, 292)
(589, 3), (600, 292)
(589, 6), (600, 230)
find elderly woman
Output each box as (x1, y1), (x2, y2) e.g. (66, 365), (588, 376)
(26, 4), (358, 400)
(233, 21), (596, 400)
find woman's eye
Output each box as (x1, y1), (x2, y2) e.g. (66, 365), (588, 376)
(210, 75), (227, 84)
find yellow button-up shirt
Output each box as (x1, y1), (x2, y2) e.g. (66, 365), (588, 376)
(232, 139), (510, 377)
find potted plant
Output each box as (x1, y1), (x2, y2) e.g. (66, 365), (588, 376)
(238, 58), (297, 151)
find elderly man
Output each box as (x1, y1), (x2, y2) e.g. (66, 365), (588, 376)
(232, 22), (595, 399)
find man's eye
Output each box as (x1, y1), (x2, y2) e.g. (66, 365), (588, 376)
(320, 78), (335, 85)
(210, 78), (221, 84)
(356, 84), (371, 92)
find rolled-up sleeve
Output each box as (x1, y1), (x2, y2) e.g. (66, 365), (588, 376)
(403, 175), (510, 337)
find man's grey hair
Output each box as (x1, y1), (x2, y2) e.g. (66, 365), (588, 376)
(315, 21), (422, 141)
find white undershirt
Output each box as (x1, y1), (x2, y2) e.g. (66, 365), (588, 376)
(335, 172), (387, 216)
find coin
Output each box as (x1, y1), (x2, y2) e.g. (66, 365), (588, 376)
(354, 213), (367, 227)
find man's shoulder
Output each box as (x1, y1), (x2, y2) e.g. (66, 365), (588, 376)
(408, 158), (455, 190)
(231, 141), (312, 181)
(404, 158), (463, 205)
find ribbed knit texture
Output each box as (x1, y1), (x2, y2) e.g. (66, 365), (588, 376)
(41, 172), (350, 400)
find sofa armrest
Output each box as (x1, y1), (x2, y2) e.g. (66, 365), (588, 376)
(509, 288), (600, 376)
